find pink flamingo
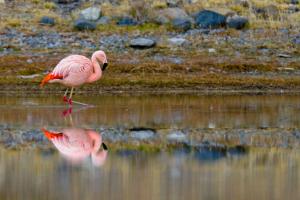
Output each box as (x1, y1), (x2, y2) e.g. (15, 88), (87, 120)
(42, 128), (108, 166)
(40, 50), (108, 105)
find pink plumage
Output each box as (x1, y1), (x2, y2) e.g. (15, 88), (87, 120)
(40, 50), (108, 105)
(42, 128), (108, 166)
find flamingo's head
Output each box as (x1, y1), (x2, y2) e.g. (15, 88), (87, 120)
(93, 50), (108, 71)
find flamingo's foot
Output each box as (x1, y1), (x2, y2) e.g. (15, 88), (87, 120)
(62, 107), (72, 117)
(63, 96), (68, 103)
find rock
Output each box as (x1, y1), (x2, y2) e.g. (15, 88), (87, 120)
(130, 130), (156, 140)
(239, 0), (249, 8)
(96, 16), (111, 25)
(194, 10), (226, 29)
(172, 18), (192, 32)
(277, 53), (292, 58)
(39, 16), (55, 26)
(153, 8), (190, 24)
(168, 37), (187, 46)
(130, 38), (156, 49)
(116, 16), (138, 26)
(208, 48), (216, 53)
(292, 36), (300, 45)
(56, 0), (78, 4)
(167, 131), (187, 143)
(18, 74), (40, 79)
(166, 0), (182, 7)
(80, 7), (101, 21)
(290, 0), (299, 4)
(74, 19), (96, 31)
(226, 15), (248, 29)
(288, 5), (299, 13)
(254, 5), (279, 19)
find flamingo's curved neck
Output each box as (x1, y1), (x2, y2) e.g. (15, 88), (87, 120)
(87, 54), (102, 83)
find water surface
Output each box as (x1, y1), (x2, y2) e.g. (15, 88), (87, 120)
(1, 94), (300, 199)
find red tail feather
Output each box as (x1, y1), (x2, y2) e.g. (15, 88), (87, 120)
(41, 128), (63, 140)
(40, 73), (63, 87)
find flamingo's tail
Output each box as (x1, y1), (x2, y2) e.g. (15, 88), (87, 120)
(41, 128), (63, 140)
(40, 73), (63, 87)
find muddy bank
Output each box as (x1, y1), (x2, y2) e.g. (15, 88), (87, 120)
(1, 127), (300, 150)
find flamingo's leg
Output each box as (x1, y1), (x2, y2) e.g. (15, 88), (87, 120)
(68, 87), (74, 105)
(63, 88), (69, 102)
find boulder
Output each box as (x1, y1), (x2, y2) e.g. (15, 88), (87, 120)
(194, 10), (226, 29)
(130, 38), (156, 49)
(96, 16), (111, 25)
(39, 16), (55, 26)
(80, 7), (101, 21)
(290, 0), (299, 5)
(74, 19), (96, 31)
(166, 0), (182, 7)
(56, 0), (78, 4)
(254, 5), (280, 19)
(168, 37), (187, 46)
(153, 8), (190, 24)
(172, 18), (191, 32)
(226, 16), (248, 29)
(292, 35), (300, 45)
(116, 17), (138, 26)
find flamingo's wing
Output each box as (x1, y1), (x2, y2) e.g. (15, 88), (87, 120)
(52, 55), (92, 78)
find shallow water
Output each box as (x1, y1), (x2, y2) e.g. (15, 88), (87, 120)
(1, 94), (300, 128)
(1, 94), (300, 199)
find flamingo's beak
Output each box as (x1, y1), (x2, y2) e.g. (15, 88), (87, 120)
(102, 143), (108, 150)
(101, 63), (108, 71)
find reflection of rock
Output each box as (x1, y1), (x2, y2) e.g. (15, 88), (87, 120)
(167, 131), (187, 143)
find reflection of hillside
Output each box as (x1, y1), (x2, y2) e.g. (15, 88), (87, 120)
(0, 149), (299, 200)
(1, 95), (300, 128)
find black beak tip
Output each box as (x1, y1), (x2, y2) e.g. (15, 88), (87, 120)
(102, 143), (108, 150)
(102, 63), (108, 71)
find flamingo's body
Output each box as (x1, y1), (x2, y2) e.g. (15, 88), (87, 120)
(42, 128), (108, 166)
(40, 50), (108, 105)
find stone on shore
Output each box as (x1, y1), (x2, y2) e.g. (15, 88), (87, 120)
(194, 10), (226, 29)
(153, 8), (190, 24)
(39, 16), (55, 26)
(116, 17), (138, 26)
(80, 7), (101, 21)
(172, 18), (192, 32)
(74, 19), (96, 31)
(226, 16), (249, 29)
(130, 38), (156, 49)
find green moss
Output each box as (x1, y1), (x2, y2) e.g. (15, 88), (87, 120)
(18, 69), (39, 76)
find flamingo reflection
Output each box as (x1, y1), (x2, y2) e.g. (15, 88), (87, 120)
(42, 128), (108, 166)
